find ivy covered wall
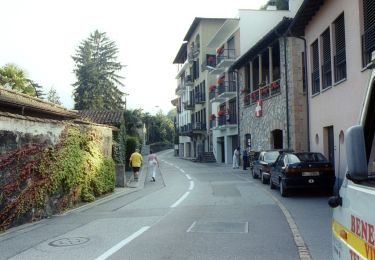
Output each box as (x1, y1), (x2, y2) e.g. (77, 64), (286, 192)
(0, 114), (115, 231)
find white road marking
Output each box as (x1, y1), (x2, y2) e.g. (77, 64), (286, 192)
(180, 169), (185, 173)
(189, 181), (194, 190)
(170, 191), (190, 208)
(185, 174), (192, 180)
(186, 221), (197, 232)
(95, 226), (150, 260)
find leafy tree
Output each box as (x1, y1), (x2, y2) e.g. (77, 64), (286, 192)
(28, 80), (45, 99)
(47, 86), (62, 105)
(261, 0), (289, 10)
(0, 64), (35, 96)
(72, 30), (125, 110)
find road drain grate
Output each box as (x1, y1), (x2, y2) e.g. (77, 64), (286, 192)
(187, 221), (248, 233)
(48, 237), (90, 247)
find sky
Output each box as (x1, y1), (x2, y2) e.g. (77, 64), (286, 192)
(0, 0), (268, 115)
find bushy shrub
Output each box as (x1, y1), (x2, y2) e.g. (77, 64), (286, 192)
(125, 136), (140, 170)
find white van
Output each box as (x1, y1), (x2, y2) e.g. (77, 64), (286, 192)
(329, 69), (375, 259)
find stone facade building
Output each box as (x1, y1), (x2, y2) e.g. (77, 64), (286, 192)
(232, 18), (308, 152)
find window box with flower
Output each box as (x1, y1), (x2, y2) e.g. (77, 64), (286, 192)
(217, 110), (225, 117)
(270, 80), (281, 95)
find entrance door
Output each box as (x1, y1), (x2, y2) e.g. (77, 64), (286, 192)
(327, 126), (335, 169)
(272, 129), (283, 149)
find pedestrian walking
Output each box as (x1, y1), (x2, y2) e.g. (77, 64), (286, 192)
(233, 147), (240, 169)
(148, 150), (159, 182)
(242, 148), (248, 170)
(129, 148), (142, 183)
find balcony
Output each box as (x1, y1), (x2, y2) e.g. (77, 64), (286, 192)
(183, 101), (194, 110)
(194, 92), (206, 104)
(216, 48), (236, 69)
(185, 75), (193, 87)
(202, 54), (216, 72)
(210, 81), (236, 103)
(192, 122), (206, 133)
(175, 83), (183, 95)
(179, 123), (192, 136)
(217, 115), (237, 129)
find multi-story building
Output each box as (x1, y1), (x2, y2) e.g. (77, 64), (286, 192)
(207, 19), (240, 164)
(290, 0), (374, 180)
(173, 18), (227, 160)
(231, 17), (308, 154)
(206, 2), (303, 164)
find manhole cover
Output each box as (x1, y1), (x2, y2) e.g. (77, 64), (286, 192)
(187, 221), (248, 233)
(48, 237), (90, 247)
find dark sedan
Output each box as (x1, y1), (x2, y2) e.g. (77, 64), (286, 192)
(269, 152), (335, 197)
(251, 150), (281, 184)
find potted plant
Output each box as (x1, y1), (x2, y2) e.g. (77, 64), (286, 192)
(209, 85), (217, 92)
(218, 110), (225, 117)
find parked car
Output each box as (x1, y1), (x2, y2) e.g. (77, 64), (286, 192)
(269, 152), (335, 197)
(251, 150), (282, 184)
(248, 150), (260, 173)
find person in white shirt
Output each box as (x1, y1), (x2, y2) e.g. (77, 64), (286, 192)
(233, 147), (240, 169)
(148, 150), (159, 182)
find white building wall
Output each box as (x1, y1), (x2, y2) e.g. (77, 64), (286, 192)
(239, 0), (302, 55)
(304, 0), (371, 178)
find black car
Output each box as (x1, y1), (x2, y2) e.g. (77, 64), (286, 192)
(251, 150), (281, 184)
(269, 152), (335, 197)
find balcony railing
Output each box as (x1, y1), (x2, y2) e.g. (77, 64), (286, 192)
(192, 122), (206, 131)
(243, 79), (281, 106)
(183, 101), (194, 110)
(210, 81), (236, 103)
(217, 115), (237, 127)
(179, 123), (192, 135)
(216, 49), (236, 68)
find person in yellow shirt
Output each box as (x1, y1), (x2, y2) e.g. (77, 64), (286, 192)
(129, 148), (142, 182)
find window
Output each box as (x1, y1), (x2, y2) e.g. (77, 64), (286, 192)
(362, 0), (375, 67)
(311, 40), (320, 94)
(321, 28), (332, 89)
(227, 37), (235, 59)
(333, 13), (346, 82)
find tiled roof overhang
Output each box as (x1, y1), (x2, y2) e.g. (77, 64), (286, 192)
(173, 42), (187, 64)
(79, 110), (123, 126)
(0, 87), (78, 119)
(289, 0), (325, 36)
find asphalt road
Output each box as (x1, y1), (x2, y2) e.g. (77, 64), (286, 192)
(0, 150), (333, 260)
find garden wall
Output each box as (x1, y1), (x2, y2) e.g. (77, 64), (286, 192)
(0, 112), (114, 231)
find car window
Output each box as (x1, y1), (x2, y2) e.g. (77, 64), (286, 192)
(295, 153), (328, 162)
(277, 155), (285, 166)
(264, 151), (279, 163)
(287, 154), (301, 164)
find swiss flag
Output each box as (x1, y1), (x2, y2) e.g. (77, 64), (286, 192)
(255, 100), (263, 117)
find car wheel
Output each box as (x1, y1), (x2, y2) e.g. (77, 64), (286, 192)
(270, 177), (276, 189)
(261, 172), (267, 184)
(280, 180), (288, 197)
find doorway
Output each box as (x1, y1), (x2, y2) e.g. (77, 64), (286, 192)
(325, 126), (335, 170)
(272, 129), (283, 149)
(218, 137), (225, 163)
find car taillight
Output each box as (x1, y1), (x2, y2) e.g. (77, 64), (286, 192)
(285, 167), (300, 173)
